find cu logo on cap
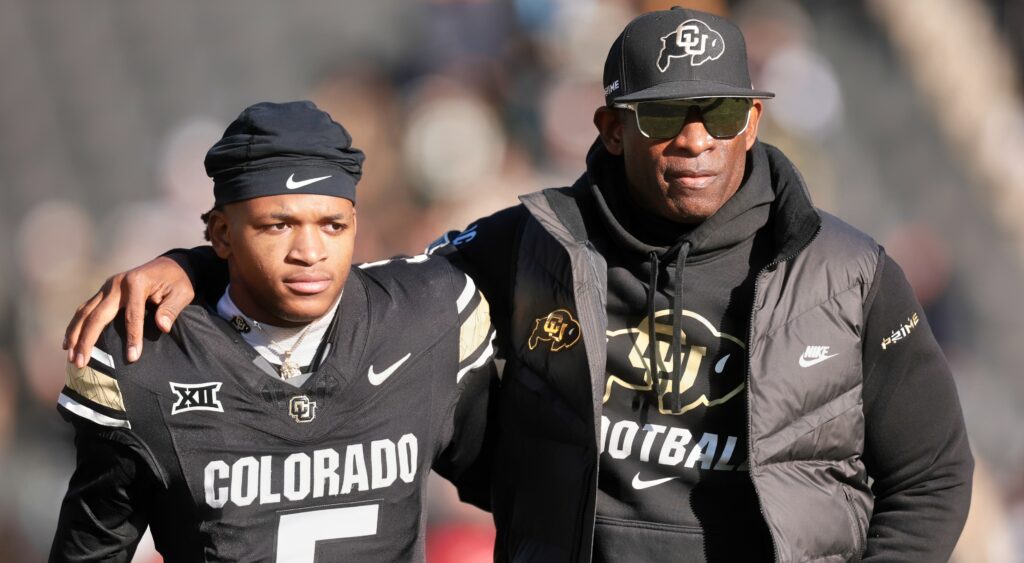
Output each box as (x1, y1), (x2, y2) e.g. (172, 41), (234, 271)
(658, 19), (725, 72)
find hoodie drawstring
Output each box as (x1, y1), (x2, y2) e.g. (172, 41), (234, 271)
(668, 241), (691, 412)
(646, 242), (691, 412)
(647, 251), (663, 398)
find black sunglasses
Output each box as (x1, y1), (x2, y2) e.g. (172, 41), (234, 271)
(614, 98), (753, 139)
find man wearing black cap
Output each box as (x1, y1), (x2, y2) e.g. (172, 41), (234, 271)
(63, 8), (972, 562)
(50, 101), (497, 562)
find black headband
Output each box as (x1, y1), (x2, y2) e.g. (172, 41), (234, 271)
(205, 101), (365, 206)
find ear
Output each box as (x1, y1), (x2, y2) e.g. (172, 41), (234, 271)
(208, 209), (233, 260)
(743, 99), (764, 151)
(594, 106), (625, 156)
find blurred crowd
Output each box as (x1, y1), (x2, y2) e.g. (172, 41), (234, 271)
(1, 0), (1023, 561)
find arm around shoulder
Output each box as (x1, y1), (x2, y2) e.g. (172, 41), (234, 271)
(427, 205), (528, 357)
(161, 245), (228, 303)
(65, 245), (227, 367)
(432, 281), (500, 511)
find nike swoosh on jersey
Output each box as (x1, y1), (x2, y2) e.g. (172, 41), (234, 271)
(286, 173), (332, 190)
(798, 353), (839, 368)
(367, 353), (412, 386)
(631, 472), (679, 490)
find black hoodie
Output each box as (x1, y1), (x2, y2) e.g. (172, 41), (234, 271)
(589, 141), (776, 561)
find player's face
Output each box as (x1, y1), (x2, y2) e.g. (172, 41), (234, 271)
(210, 194), (356, 327)
(595, 99), (762, 224)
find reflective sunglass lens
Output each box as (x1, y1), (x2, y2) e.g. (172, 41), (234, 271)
(701, 99), (751, 138)
(635, 98), (751, 139)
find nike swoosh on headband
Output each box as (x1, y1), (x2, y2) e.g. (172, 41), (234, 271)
(286, 173), (333, 190)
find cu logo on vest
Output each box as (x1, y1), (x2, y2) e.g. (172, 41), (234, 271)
(528, 308), (582, 352)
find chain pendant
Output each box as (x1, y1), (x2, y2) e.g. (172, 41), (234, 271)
(279, 355), (302, 379)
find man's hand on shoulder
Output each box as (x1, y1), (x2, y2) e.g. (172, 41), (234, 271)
(64, 256), (194, 368)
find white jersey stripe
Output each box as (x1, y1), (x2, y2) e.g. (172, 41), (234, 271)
(58, 393), (131, 429)
(91, 347), (115, 370)
(456, 275), (477, 314)
(457, 330), (496, 383)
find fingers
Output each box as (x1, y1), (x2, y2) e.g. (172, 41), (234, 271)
(64, 255), (195, 367)
(65, 290), (104, 361)
(71, 276), (124, 368)
(148, 255), (194, 333)
(123, 271), (148, 363)
(153, 285), (193, 334)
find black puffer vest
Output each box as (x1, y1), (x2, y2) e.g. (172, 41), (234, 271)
(491, 144), (878, 563)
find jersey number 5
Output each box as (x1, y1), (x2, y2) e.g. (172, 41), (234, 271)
(275, 503), (379, 563)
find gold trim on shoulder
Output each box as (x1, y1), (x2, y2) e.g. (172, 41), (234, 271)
(459, 293), (493, 363)
(66, 364), (126, 412)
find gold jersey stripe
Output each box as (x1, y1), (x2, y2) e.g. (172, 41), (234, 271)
(66, 363), (126, 413)
(459, 293), (493, 364)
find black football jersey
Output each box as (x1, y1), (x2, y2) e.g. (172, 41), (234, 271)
(50, 256), (497, 563)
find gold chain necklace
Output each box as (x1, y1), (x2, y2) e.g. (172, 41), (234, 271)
(265, 322), (315, 379)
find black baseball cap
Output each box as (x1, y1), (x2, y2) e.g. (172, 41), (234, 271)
(603, 7), (774, 105)
(205, 100), (365, 206)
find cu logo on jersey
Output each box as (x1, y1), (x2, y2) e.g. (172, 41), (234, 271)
(289, 395), (317, 423)
(657, 19), (725, 72)
(528, 308), (582, 352)
(169, 382), (224, 415)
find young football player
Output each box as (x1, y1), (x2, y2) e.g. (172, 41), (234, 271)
(50, 101), (496, 562)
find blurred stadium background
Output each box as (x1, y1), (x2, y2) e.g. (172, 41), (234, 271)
(1, 0), (1023, 561)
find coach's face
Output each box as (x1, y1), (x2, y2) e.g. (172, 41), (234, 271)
(209, 194), (356, 326)
(595, 99), (762, 224)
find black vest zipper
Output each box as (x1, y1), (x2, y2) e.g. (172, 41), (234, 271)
(745, 224), (821, 563)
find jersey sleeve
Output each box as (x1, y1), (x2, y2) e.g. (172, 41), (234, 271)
(163, 245), (229, 304)
(52, 336), (164, 561)
(58, 346), (132, 431)
(426, 205), (528, 359)
(454, 274), (497, 384)
(49, 430), (157, 562)
(433, 273), (499, 511)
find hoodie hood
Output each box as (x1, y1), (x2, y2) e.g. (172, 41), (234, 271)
(585, 138), (776, 264)
(577, 136), (819, 414)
